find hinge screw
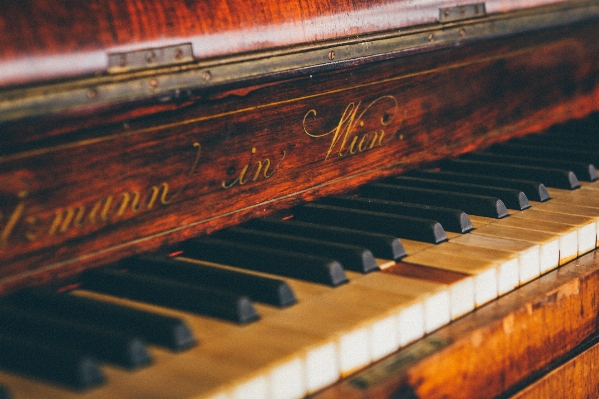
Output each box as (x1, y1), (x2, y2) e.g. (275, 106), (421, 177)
(146, 51), (157, 63)
(328, 50), (336, 60)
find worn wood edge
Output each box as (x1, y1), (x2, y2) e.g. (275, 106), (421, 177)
(507, 334), (599, 398)
(310, 250), (599, 399)
(0, 0), (578, 89)
(2, 0), (599, 123)
(503, 333), (599, 398)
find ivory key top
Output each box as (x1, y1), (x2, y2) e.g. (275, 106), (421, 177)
(471, 224), (558, 275)
(401, 238), (520, 296)
(383, 261), (475, 321)
(402, 249), (498, 306)
(489, 216), (578, 264)
(510, 208), (596, 256)
(345, 270), (450, 338)
(429, 242), (520, 295)
(450, 233), (541, 285)
(532, 200), (599, 246)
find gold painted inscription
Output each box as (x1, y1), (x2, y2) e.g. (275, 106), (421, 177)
(222, 147), (286, 189)
(303, 95), (401, 160)
(0, 142), (202, 249)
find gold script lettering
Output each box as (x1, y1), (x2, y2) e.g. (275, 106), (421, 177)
(0, 190), (28, 248)
(303, 95), (399, 160)
(0, 142), (203, 247)
(222, 147), (286, 189)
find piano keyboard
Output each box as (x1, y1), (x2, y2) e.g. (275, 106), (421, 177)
(1, 118), (599, 399)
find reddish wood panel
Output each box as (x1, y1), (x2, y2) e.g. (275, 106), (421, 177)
(0, 0), (567, 86)
(509, 339), (599, 398)
(1, 21), (599, 295)
(311, 251), (599, 399)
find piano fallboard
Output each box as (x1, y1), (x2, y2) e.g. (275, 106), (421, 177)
(2, 4), (599, 294)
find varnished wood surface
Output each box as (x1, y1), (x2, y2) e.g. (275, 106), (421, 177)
(1, 20), (599, 295)
(311, 250), (599, 399)
(509, 337), (599, 399)
(0, 0), (568, 86)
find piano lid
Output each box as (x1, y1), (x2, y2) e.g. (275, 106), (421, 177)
(0, 0), (568, 88)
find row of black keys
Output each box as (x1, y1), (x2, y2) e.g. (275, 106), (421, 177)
(0, 117), (597, 394)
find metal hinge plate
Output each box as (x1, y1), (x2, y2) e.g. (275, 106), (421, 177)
(108, 43), (194, 73)
(440, 3), (486, 23)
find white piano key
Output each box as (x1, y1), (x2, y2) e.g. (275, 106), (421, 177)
(532, 201), (599, 247)
(304, 342), (338, 393)
(403, 250), (498, 306)
(494, 217), (578, 265)
(397, 302), (426, 346)
(433, 242), (520, 296)
(231, 376), (269, 399)
(384, 259), (475, 320)
(447, 277), (476, 319)
(347, 271), (449, 337)
(510, 208), (596, 257)
(450, 233), (541, 285)
(470, 223), (559, 274)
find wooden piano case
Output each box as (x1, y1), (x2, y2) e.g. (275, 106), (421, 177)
(2, 0), (599, 397)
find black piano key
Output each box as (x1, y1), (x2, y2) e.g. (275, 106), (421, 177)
(0, 385), (10, 399)
(464, 151), (598, 182)
(441, 159), (580, 190)
(537, 134), (599, 148)
(0, 305), (151, 369)
(0, 334), (104, 390)
(319, 195), (473, 233)
(181, 237), (348, 287)
(293, 203), (448, 244)
(406, 170), (550, 202)
(542, 114), (599, 140)
(383, 176), (530, 210)
(123, 255), (297, 307)
(519, 127), (599, 145)
(81, 268), (259, 325)
(245, 217), (406, 260)
(213, 227), (378, 273)
(9, 288), (196, 351)
(515, 133), (599, 149)
(360, 183), (508, 219)
(393, 176), (531, 210)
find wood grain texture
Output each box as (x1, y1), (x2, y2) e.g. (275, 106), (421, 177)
(0, 0), (569, 86)
(1, 20), (599, 295)
(311, 250), (599, 399)
(509, 337), (599, 399)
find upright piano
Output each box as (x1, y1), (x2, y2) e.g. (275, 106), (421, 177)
(2, 0), (599, 398)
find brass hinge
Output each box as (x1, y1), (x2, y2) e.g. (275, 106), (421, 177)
(439, 3), (486, 23)
(108, 43), (194, 73)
